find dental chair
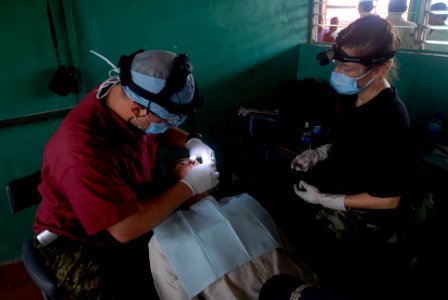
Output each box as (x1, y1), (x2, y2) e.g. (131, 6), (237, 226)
(6, 171), (60, 300)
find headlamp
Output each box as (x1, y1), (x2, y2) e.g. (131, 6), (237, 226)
(118, 50), (204, 115)
(316, 47), (334, 66)
(316, 44), (395, 67)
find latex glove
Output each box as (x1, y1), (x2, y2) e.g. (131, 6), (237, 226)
(291, 144), (330, 172)
(180, 163), (220, 196)
(293, 180), (346, 211)
(186, 138), (216, 164)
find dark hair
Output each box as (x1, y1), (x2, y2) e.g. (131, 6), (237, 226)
(336, 15), (400, 79)
(259, 275), (304, 300)
(388, 0), (408, 13)
(337, 15), (400, 55)
(359, 1), (374, 13)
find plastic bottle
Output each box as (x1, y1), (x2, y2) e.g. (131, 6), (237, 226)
(312, 119), (321, 136)
(423, 111), (445, 155)
(300, 122), (312, 153)
(312, 119), (322, 147)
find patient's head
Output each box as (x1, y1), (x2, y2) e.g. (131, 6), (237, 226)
(171, 157), (200, 180)
(170, 157), (209, 209)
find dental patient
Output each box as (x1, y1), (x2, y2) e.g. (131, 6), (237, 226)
(148, 157), (317, 300)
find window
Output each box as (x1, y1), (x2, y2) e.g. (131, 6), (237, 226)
(311, 0), (448, 52)
(419, 0), (448, 51)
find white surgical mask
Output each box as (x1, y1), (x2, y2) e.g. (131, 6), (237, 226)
(330, 69), (374, 95)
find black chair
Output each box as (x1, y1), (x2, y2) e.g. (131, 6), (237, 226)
(248, 114), (280, 160)
(6, 171), (60, 300)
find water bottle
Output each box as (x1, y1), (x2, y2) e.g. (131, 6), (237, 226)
(300, 122), (312, 153)
(423, 111), (445, 155)
(312, 119), (322, 147)
(312, 119), (321, 136)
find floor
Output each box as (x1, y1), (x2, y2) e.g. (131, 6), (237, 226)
(0, 260), (43, 300)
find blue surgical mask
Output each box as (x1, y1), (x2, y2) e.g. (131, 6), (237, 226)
(145, 122), (169, 134)
(133, 114), (169, 134)
(330, 69), (374, 95)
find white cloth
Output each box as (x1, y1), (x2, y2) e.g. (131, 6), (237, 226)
(150, 193), (317, 299)
(152, 193), (281, 298)
(149, 239), (316, 300)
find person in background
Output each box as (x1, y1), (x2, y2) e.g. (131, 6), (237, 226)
(317, 14), (330, 42)
(358, 0), (375, 17)
(149, 157), (317, 300)
(322, 17), (340, 43)
(290, 15), (414, 300)
(425, 2), (448, 51)
(386, 0), (418, 49)
(32, 49), (220, 299)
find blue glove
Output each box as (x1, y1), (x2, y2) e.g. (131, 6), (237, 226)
(186, 138), (216, 164)
(293, 180), (346, 211)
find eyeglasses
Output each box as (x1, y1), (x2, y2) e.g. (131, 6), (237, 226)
(147, 109), (187, 127)
(332, 59), (370, 76)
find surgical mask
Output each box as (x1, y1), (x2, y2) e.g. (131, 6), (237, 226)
(146, 122), (170, 134)
(330, 69), (374, 95)
(132, 114), (170, 134)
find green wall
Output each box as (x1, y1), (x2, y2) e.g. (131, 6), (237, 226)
(0, 0), (310, 263)
(3, 0), (447, 265)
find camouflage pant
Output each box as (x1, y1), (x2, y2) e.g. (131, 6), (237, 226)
(34, 233), (155, 300)
(315, 208), (398, 244)
(35, 236), (106, 300)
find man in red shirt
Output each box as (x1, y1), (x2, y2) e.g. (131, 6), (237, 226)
(322, 17), (339, 43)
(32, 49), (219, 299)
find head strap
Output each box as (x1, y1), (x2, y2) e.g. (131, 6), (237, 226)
(118, 50), (204, 115)
(317, 44), (395, 67)
(332, 45), (395, 66)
